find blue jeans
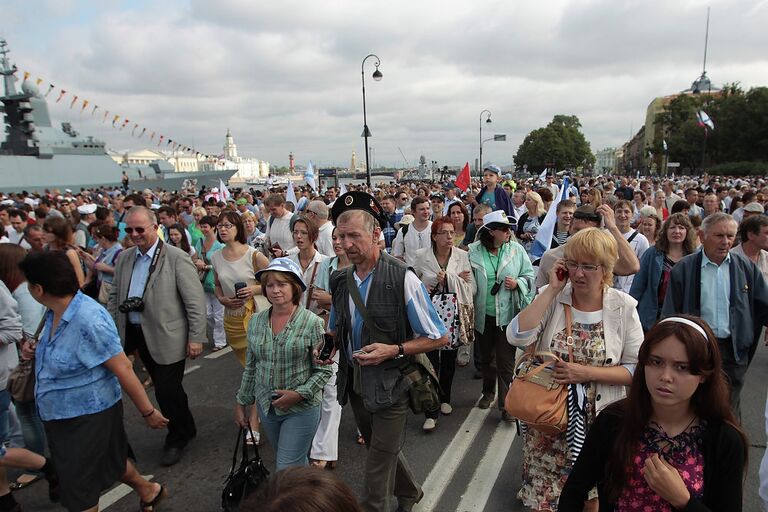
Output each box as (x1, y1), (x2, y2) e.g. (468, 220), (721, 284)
(15, 400), (47, 456)
(0, 390), (11, 458)
(256, 403), (320, 472)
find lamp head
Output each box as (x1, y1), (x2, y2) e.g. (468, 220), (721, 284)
(372, 64), (383, 81)
(485, 117), (492, 123)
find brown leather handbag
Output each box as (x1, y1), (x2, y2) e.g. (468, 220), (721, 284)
(504, 304), (574, 435)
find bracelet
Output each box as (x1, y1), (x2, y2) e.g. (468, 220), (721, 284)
(141, 408), (155, 418)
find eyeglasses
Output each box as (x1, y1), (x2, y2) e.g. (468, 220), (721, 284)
(218, 223), (234, 230)
(125, 226), (152, 234)
(565, 261), (602, 273)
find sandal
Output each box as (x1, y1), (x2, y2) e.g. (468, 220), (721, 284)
(139, 483), (167, 512)
(309, 459), (337, 469)
(10, 474), (41, 491)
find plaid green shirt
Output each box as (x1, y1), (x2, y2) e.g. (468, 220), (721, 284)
(236, 305), (331, 416)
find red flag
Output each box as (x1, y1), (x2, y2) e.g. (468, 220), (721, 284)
(455, 162), (470, 191)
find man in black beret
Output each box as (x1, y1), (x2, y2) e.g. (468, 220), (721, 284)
(326, 192), (448, 512)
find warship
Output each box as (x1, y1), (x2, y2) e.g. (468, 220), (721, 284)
(0, 39), (237, 193)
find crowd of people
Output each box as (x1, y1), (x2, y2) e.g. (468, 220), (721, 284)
(0, 166), (767, 511)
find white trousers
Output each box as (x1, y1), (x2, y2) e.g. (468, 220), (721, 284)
(205, 292), (226, 348)
(310, 360), (342, 461)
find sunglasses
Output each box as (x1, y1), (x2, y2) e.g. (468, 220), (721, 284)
(125, 226), (152, 234)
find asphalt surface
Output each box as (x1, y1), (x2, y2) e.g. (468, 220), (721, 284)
(15, 342), (768, 511)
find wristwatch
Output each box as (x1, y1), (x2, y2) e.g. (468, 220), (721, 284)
(394, 343), (405, 359)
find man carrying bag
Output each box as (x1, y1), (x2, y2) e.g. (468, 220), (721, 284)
(323, 192), (448, 512)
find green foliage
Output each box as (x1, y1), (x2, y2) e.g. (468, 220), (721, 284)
(708, 161), (768, 176)
(655, 84), (768, 172)
(514, 115), (595, 171)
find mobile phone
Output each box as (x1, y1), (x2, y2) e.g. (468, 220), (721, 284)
(234, 281), (247, 297)
(270, 243), (282, 253)
(270, 392), (282, 401)
(490, 281), (502, 295)
(319, 334), (335, 360)
(556, 268), (569, 282)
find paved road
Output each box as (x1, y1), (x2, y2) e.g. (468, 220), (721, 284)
(17, 342), (768, 511)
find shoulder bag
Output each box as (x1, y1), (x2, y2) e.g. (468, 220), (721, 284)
(345, 269), (442, 414)
(221, 424), (270, 511)
(8, 313), (48, 403)
(504, 304), (574, 435)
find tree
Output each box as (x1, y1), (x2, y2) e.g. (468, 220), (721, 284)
(514, 115), (595, 171)
(654, 84), (768, 173)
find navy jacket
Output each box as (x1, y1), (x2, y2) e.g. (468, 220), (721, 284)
(629, 247), (665, 331)
(477, 185), (514, 219)
(661, 250), (768, 362)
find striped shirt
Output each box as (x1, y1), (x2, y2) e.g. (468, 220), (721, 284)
(236, 306), (331, 415)
(328, 268), (447, 360)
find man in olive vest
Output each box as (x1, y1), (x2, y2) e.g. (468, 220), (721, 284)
(327, 192), (448, 512)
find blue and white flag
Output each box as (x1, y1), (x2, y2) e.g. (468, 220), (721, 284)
(304, 161), (317, 190)
(538, 168), (548, 180)
(530, 177), (570, 259)
(286, 180), (298, 206)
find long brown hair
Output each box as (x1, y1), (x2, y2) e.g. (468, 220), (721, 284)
(603, 315), (747, 501)
(0, 244), (27, 292)
(655, 213), (697, 255)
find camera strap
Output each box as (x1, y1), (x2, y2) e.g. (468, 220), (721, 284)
(127, 240), (164, 301)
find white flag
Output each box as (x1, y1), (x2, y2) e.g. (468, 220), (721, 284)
(662, 139), (668, 152)
(219, 179), (231, 202)
(697, 110), (715, 130)
(304, 161), (317, 190)
(286, 180), (297, 206)
(339, 182), (348, 195)
(538, 168), (548, 180)
(530, 177), (570, 259)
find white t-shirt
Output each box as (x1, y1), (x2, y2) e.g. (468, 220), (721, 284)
(392, 221), (432, 267)
(613, 229), (649, 293)
(265, 211), (297, 254)
(316, 221), (335, 257)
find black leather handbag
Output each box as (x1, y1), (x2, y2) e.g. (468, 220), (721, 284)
(221, 425), (270, 511)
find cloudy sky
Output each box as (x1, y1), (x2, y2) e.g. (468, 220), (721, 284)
(2, 0), (767, 169)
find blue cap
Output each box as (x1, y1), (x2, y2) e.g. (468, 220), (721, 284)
(483, 164), (502, 175)
(254, 257), (307, 291)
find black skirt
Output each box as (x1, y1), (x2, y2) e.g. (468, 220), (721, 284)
(44, 400), (131, 511)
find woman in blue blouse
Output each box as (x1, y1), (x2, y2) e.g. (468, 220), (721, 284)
(234, 257), (331, 471)
(19, 251), (169, 512)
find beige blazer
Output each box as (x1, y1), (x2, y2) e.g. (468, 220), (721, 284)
(108, 242), (207, 365)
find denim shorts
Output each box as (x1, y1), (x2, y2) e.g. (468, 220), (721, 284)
(0, 389), (11, 458)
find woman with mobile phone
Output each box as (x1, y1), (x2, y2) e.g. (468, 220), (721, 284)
(506, 228), (643, 511)
(211, 212), (269, 366)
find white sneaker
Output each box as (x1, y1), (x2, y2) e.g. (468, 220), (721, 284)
(440, 403), (453, 415)
(422, 418), (437, 432)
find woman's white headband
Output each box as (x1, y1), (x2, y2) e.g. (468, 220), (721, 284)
(658, 317), (708, 340)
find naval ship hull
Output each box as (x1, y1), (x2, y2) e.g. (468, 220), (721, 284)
(0, 153), (237, 193)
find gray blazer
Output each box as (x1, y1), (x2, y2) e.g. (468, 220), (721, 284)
(108, 242), (207, 365)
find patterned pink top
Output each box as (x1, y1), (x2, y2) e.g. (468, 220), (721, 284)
(616, 422), (705, 511)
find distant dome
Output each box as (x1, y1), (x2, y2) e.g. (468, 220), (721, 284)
(21, 80), (42, 98)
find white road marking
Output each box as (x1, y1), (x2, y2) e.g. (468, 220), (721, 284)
(184, 364), (201, 375)
(456, 420), (517, 512)
(205, 346), (233, 359)
(100, 474), (153, 509)
(413, 401), (491, 512)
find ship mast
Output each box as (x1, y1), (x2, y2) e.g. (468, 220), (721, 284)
(0, 39), (19, 97)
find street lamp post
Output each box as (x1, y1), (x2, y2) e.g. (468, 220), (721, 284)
(361, 54), (382, 188)
(479, 110), (492, 175)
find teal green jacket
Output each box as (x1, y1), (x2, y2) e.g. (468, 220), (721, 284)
(468, 240), (535, 333)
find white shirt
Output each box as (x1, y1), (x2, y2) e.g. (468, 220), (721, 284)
(613, 229), (649, 293)
(265, 211), (297, 255)
(316, 221), (335, 257)
(392, 221), (432, 267)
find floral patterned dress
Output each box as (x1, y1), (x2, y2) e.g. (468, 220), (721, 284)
(518, 309), (605, 511)
(616, 422), (705, 511)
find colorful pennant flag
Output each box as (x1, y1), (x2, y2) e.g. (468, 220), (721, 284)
(55, 90), (66, 103)
(69, 95), (78, 109)
(81, 99), (89, 112)
(44, 84), (54, 97)
(112, 115), (120, 127)
(35, 78), (43, 86)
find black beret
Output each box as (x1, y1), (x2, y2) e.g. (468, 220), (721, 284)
(331, 191), (388, 229)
